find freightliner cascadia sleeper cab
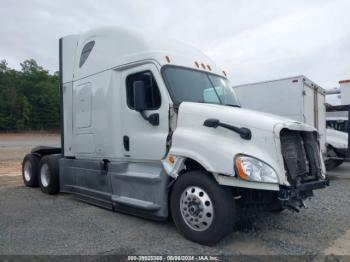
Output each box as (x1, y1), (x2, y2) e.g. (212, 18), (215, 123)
(22, 27), (329, 245)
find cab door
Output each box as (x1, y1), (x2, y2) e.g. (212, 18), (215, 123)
(109, 64), (171, 219)
(120, 63), (170, 160)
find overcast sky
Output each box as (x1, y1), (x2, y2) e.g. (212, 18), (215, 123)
(1, 0), (349, 99)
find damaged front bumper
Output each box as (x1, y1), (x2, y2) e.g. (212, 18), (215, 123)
(278, 178), (330, 212)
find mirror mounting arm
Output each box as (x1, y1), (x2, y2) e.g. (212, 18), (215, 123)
(139, 111), (159, 126)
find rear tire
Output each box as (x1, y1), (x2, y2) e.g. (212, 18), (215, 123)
(39, 155), (60, 194)
(22, 154), (40, 187)
(170, 170), (236, 246)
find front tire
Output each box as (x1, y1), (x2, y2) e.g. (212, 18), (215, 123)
(22, 154), (40, 187)
(39, 155), (60, 194)
(170, 170), (236, 246)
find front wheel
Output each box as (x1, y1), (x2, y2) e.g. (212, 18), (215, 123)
(170, 170), (236, 246)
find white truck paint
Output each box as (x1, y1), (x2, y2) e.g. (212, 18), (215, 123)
(22, 27), (329, 245)
(170, 102), (319, 190)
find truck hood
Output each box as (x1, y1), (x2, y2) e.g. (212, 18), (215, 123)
(169, 102), (320, 188)
(177, 102), (316, 134)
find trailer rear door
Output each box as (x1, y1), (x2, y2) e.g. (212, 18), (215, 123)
(303, 83), (326, 152)
(317, 90), (326, 153)
(303, 84), (316, 127)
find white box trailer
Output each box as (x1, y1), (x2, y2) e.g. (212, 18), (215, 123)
(233, 76), (327, 153)
(21, 27), (328, 245)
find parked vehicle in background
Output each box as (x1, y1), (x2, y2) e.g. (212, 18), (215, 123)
(21, 27), (328, 245)
(324, 80), (350, 168)
(233, 75), (326, 153)
(327, 117), (348, 133)
(325, 128), (348, 169)
(233, 76), (349, 170)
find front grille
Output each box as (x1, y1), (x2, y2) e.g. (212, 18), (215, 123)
(280, 129), (322, 186)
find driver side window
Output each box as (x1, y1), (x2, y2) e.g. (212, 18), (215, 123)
(126, 71), (161, 110)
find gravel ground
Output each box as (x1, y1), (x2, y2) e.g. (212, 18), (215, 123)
(0, 162), (349, 256)
(0, 133), (349, 256)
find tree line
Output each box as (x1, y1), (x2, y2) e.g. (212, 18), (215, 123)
(0, 59), (60, 132)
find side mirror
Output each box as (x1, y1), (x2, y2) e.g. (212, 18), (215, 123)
(132, 80), (159, 126)
(133, 81), (148, 111)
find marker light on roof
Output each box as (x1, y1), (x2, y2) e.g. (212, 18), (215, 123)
(165, 56), (171, 63)
(207, 65), (212, 71)
(194, 61), (199, 68)
(223, 70), (227, 76)
(201, 63), (206, 69)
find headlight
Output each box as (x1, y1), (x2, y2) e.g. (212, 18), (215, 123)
(235, 155), (278, 183)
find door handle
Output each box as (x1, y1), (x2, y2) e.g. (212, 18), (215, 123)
(123, 136), (130, 151)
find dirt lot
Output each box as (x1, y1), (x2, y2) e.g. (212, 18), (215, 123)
(0, 133), (349, 258)
(0, 132), (60, 183)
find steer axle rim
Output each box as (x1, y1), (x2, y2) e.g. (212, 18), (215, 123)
(180, 186), (214, 231)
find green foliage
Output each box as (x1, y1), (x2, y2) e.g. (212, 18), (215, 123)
(0, 59), (60, 131)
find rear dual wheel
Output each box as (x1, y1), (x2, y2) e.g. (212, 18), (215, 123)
(38, 155), (60, 194)
(171, 171), (236, 246)
(22, 154), (40, 187)
(22, 153), (60, 194)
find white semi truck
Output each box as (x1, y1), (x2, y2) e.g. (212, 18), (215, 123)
(22, 27), (328, 245)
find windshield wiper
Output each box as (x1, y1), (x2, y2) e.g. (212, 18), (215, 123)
(195, 101), (241, 108)
(225, 104), (241, 108)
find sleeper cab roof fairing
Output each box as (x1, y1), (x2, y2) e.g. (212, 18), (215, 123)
(79, 41), (95, 68)
(62, 26), (224, 80)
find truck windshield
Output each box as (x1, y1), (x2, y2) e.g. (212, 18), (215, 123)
(162, 66), (240, 107)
